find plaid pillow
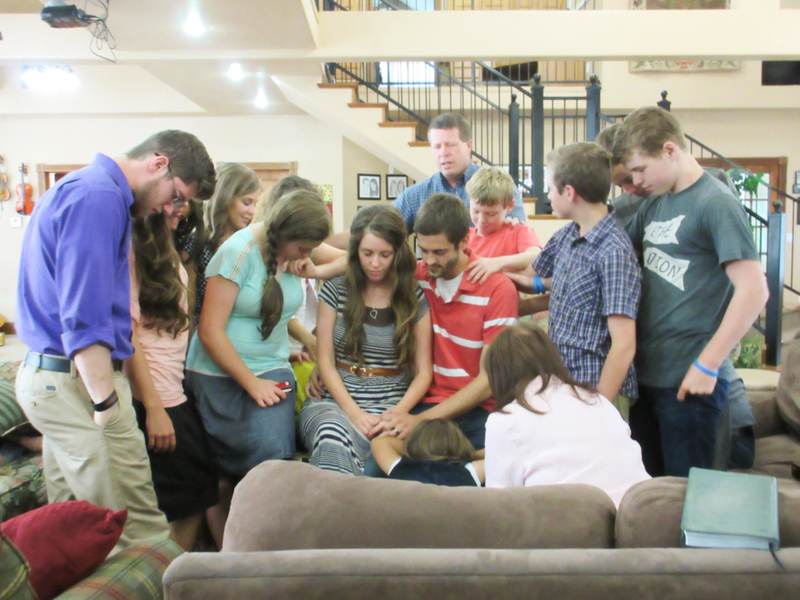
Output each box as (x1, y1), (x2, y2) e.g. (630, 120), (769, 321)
(0, 362), (27, 438)
(0, 527), (37, 600)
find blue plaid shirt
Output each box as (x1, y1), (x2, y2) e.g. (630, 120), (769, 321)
(534, 209), (642, 399)
(392, 163), (527, 233)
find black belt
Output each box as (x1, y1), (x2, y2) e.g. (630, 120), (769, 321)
(25, 351), (123, 373)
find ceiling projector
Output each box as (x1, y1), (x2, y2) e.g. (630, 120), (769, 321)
(40, 2), (90, 28)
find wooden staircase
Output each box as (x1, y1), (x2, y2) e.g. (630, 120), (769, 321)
(319, 83), (429, 148)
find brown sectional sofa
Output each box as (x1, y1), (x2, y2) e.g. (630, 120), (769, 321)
(164, 378), (800, 600)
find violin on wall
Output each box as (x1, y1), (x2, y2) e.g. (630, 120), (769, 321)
(16, 163), (34, 216)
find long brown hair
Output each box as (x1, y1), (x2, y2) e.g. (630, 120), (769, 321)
(132, 213), (190, 337)
(342, 205), (418, 370)
(256, 175), (318, 223)
(205, 162), (262, 253)
(258, 189), (330, 340)
(485, 324), (596, 414)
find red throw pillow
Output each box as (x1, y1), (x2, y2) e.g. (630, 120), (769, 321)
(1, 500), (127, 600)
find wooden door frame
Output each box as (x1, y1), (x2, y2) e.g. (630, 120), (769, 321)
(697, 156), (787, 209)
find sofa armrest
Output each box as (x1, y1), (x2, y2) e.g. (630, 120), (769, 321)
(749, 390), (788, 439)
(56, 539), (182, 600)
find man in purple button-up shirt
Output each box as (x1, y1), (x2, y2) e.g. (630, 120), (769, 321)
(15, 130), (215, 548)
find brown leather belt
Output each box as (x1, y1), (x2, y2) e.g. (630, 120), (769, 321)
(336, 361), (402, 377)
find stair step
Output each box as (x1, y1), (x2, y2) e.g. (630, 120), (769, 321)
(379, 121), (418, 129)
(318, 83), (358, 90)
(348, 103), (388, 109)
(409, 141), (430, 147)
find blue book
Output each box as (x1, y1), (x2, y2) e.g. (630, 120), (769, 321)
(681, 467), (779, 551)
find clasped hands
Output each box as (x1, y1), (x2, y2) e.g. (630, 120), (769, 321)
(348, 407), (420, 440)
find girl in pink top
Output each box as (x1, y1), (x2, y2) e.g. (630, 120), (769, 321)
(484, 324), (650, 508)
(126, 207), (219, 550)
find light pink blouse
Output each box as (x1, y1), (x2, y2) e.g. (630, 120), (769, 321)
(485, 377), (650, 508)
(130, 256), (189, 408)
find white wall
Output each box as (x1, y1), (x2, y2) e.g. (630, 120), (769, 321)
(0, 114), (345, 322)
(342, 137), (414, 230)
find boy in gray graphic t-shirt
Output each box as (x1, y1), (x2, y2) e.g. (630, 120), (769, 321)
(618, 107), (767, 478)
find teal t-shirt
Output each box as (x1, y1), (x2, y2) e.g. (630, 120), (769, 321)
(186, 226), (302, 376)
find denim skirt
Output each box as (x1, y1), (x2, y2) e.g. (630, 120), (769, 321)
(186, 367), (296, 477)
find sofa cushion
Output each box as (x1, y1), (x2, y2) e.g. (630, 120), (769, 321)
(777, 332), (800, 437)
(0, 527), (36, 600)
(747, 434), (800, 481)
(225, 461), (616, 552)
(2, 500), (127, 600)
(616, 476), (800, 548)
(0, 454), (46, 522)
(56, 539), (183, 600)
(0, 368), (28, 438)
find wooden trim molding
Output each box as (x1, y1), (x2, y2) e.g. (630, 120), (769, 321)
(243, 162), (298, 174)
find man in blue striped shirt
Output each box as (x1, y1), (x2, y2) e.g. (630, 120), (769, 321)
(393, 113), (527, 233)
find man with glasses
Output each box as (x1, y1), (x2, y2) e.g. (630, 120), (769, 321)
(15, 130), (215, 548)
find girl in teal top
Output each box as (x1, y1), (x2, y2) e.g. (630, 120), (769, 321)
(186, 190), (334, 483)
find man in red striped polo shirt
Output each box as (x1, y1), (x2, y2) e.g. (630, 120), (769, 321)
(382, 192), (519, 450)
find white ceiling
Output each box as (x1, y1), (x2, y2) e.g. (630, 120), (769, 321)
(0, 0), (322, 116)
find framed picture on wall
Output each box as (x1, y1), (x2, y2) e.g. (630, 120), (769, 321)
(386, 174), (408, 199)
(358, 174), (381, 200)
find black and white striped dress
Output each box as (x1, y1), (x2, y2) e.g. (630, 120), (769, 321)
(298, 276), (429, 475)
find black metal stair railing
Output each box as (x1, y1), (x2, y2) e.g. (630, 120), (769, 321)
(327, 60), (601, 212)
(319, 1), (599, 13)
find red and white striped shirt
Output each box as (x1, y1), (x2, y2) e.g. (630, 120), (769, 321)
(415, 250), (519, 411)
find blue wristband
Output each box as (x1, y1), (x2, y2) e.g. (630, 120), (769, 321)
(533, 275), (545, 295)
(692, 359), (719, 378)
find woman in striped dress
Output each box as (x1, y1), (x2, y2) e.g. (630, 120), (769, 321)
(299, 205), (433, 475)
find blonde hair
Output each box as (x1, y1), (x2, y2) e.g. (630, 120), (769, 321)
(465, 166), (515, 208)
(617, 106), (688, 161)
(205, 162), (262, 252)
(404, 419), (475, 463)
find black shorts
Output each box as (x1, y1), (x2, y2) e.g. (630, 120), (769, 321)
(134, 398), (219, 522)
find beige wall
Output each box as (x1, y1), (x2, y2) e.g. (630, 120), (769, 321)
(0, 114), (345, 322)
(342, 137), (414, 230)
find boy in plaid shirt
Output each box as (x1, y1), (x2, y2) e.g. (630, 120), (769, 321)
(512, 142), (641, 420)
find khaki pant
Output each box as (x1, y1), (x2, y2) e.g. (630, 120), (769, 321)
(15, 361), (169, 550)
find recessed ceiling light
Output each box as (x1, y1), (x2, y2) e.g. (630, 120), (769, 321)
(183, 9), (206, 36)
(254, 88), (268, 108)
(227, 63), (245, 81)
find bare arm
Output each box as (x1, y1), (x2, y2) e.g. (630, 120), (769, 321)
(285, 243), (347, 280)
(198, 275), (287, 407)
(73, 344), (118, 428)
(596, 315), (636, 403)
(678, 259), (769, 401)
(370, 312), (433, 438)
(124, 330), (176, 452)
(383, 347), (492, 437)
(316, 300), (378, 437)
(370, 434), (404, 475)
(393, 313), (433, 414)
(465, 247), (542, 284)
(288, 318), (317, 361)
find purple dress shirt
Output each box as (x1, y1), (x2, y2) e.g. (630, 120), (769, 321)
(16, 153), (135, 360)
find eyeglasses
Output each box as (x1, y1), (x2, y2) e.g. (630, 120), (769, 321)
(166, 165), (189, 208)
